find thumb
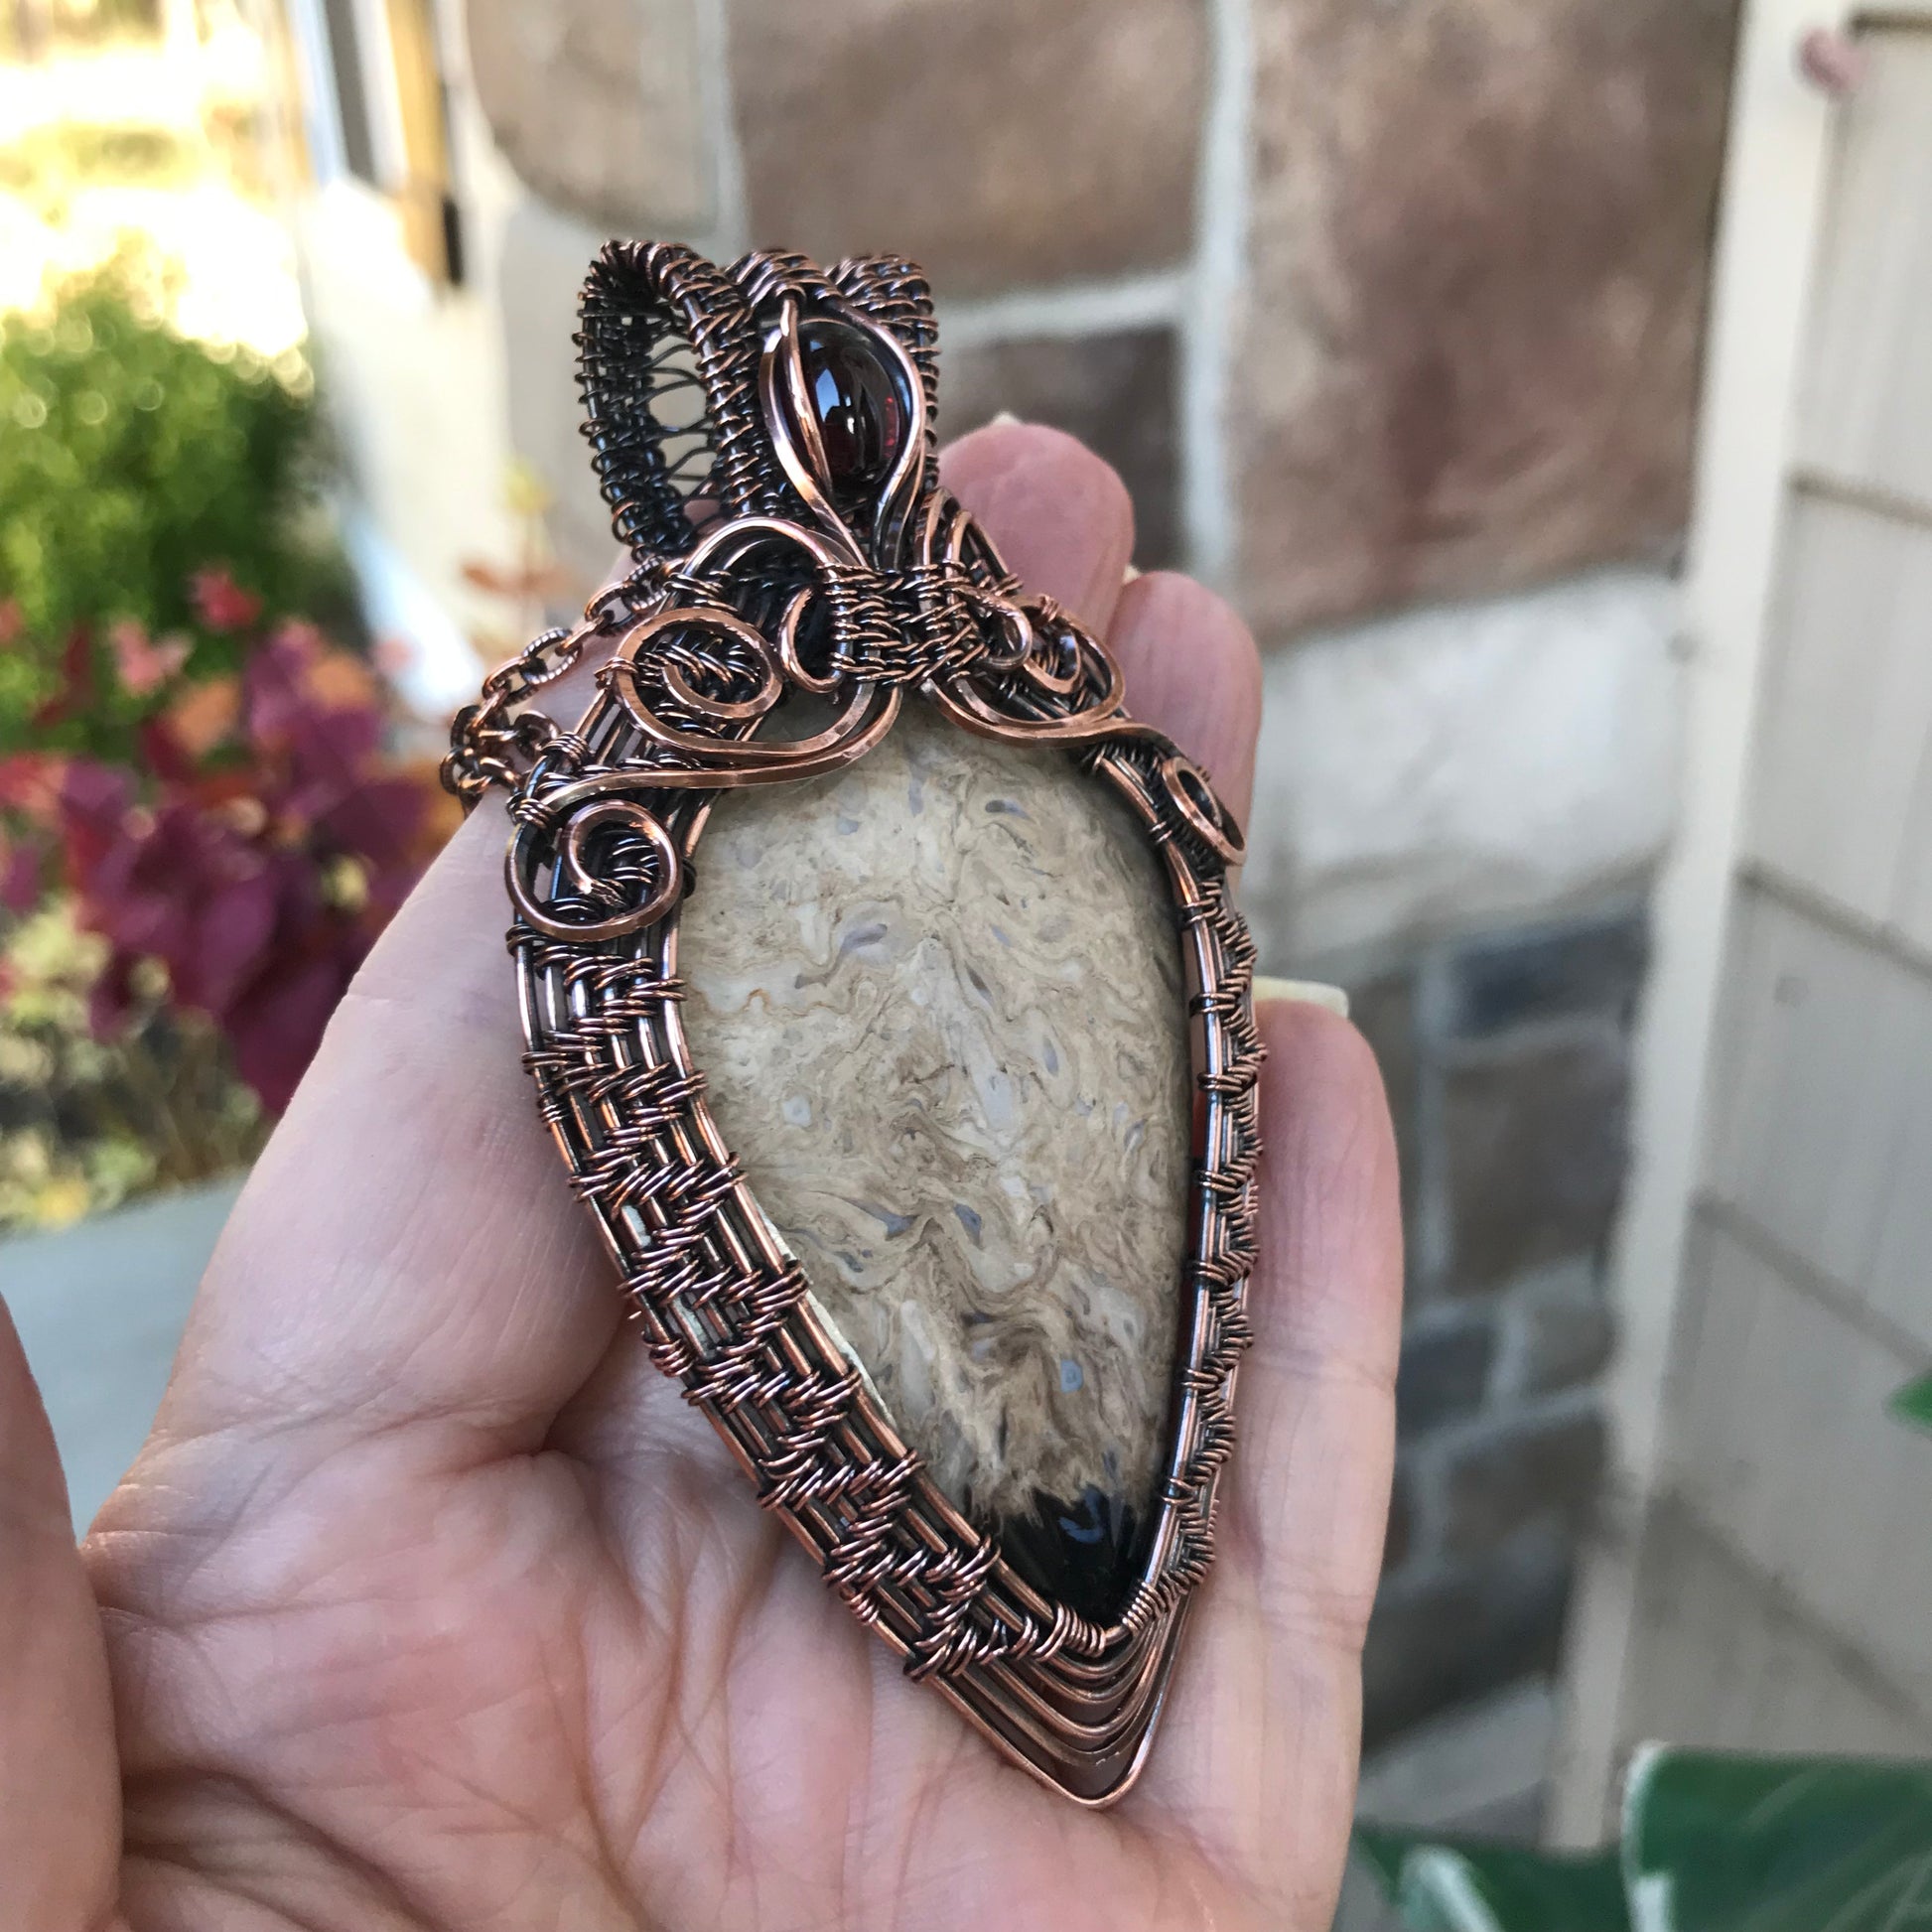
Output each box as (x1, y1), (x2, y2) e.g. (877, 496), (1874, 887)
(0, 1294), (120, 1927)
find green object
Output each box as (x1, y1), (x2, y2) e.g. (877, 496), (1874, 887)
(1359, 1383), (1932, 1930)
(0, 118), (202, 206)
(1628, 1748), (1932, 1932)
(0, 902), (265, 1234)
(0, 250), (353, 757)
(1357, 1829), (1628, 1932)
(1890, 1372), (1932, 1438)
(1356, 1749), (1932, 1931)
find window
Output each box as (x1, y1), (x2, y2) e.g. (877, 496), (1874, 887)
(283, 0), (462, 284)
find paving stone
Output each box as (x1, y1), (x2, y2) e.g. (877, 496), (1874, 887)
(1449, 908), (1649, 1038)
(1441, 1406), (1607, 1560)
(468, 0), (713, 233)
(1354, 1676), (1558, 1840)
(944, 330), (1181, 568)
(1383, 1462), (1415, 1576)
(1362, 1524), (1574, 1745)
(1345, 966), (1421, 1231)
(1444, 1033), (1630, 1294)
(727, 0), (1208, 294)
(1506, 1262), (1616, 1398)
(1396, 1311), (1496, 1441)
(1237, 573), (1679, 965)
(1236, 0), (1739, 639)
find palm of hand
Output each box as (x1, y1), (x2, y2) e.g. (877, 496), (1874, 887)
(3, 428), (1400, 1932)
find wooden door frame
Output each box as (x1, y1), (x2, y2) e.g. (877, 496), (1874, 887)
(1547, 0), (1932, 1841)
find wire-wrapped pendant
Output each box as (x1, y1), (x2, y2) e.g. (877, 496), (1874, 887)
(449, 243), (1263, 1805)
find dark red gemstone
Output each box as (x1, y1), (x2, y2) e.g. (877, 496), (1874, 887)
(796, 318), (905, 491)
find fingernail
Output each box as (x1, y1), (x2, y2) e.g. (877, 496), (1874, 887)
(1252, 976), (1350, 1020)
(988, 409), (1024, 429)
(1122, 562), (1143, 584)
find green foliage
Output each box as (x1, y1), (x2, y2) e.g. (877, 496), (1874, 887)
(0, 902), (265, 1233)
(0, 0), (162, 64)
(0, 251), (354, 758)
(1891, 1373), (1932, 1438)
(1628, 1749), (1932, 1932)
(1361, 1374), (1932, 1930)
(1357, 1750), (1932, 1930)
(1356, 1828), (1628, 1932)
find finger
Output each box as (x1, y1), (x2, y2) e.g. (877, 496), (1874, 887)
(1237, 998), (1402, 1674)
(0, 1298), (120, 1926)
(941, 420), (1136, 633)
(1136, 999), (1402, 1913)
(943, 424), (1266, 845)
(1106, 569), (1264, 826)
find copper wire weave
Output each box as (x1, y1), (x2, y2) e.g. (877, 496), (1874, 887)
(446, 242), (1263, 1805)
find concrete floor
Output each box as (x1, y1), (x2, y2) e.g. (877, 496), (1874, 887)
(4, 1175), (241, 1529)
(1334, 1676), (1556, 1929)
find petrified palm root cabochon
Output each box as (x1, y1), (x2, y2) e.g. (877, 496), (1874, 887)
(488, 241), (1262, 1803)
(683, 703), (1192, 1624)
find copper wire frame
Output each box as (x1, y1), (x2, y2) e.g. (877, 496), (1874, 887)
(445, 243), (1264, 1806)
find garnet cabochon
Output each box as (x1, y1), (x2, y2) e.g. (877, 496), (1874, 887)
(796, 316), (908, 489)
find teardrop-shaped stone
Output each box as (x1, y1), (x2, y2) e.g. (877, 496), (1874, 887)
(678, 701), (1192, 1624)
(795, 317), (905, 490)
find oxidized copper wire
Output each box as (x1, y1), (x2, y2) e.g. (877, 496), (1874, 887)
(444, 242), (1263, 1806)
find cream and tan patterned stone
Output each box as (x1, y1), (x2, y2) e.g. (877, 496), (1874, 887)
(679, 701), (1191, 1619)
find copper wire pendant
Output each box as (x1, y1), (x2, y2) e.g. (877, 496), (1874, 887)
(444, 244), (1264, 1805)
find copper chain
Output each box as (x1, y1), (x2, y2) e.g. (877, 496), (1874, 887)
(441, 579), (653, 808)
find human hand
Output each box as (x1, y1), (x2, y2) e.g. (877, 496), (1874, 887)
(1, 424), (1401, 1932)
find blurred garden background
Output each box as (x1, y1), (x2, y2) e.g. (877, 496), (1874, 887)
(6, 0), (1932, 1924)
(0, 0), (471, 1232)
(0, 0), (625, 1245)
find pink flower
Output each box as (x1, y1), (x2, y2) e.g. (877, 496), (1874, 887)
(190, 567), (264, 634)
(107, 619), (192, 698)
(0, 752), (68, 818)
(372, 635), (414, 679)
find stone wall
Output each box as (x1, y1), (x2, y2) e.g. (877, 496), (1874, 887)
(1238, 0), (1737, 636)
(458, 0), (1740, 1743)
(1342, 900), (1644, 1741)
